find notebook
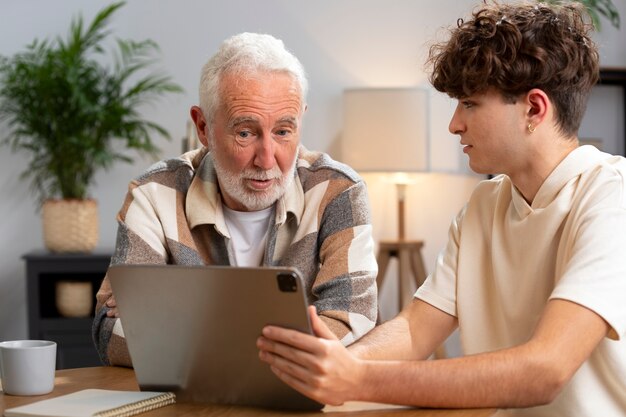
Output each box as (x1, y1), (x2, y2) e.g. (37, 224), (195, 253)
(3, 389), (175, 417)
(107, 264), (323, 411)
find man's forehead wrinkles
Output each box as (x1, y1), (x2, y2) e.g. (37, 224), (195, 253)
(227, 116), (258, 129)
(277, 116), (298, 125)
(226, 115), (299, 130)
(223, 100), (302, 120)
(225, 96), (302, 108)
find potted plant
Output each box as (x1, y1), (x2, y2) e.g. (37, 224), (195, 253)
(0, 2), (181, 253)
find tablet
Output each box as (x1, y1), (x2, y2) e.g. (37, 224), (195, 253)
(108, 264), (323, 411)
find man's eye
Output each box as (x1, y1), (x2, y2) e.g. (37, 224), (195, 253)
(237, 131), (251, 138)
(276, 129), (289, 136)
(462, 101), (474, 109)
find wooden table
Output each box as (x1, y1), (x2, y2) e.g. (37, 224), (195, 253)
(0, 367), (497, 416)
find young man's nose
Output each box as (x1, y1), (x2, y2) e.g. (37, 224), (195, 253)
(449, 107), (465, 135)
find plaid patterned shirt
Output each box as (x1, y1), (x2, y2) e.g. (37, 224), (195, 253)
(93, 145), (378, 366)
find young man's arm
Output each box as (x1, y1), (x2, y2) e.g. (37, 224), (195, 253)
(347, 299), (457, 361)
(258, 298), (609, 408)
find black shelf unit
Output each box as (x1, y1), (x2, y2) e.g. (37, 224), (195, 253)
(23, 251), (112, 369)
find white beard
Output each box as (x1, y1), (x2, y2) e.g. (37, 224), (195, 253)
(211, 152), (296, 211)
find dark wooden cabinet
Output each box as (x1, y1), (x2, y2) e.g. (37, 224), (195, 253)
(23, 251), (112, 369)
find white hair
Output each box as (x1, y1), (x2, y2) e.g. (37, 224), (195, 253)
(199, 32), (308, 128)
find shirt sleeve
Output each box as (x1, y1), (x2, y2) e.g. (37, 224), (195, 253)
(313, 180), (378, 345)
(414, 206), (465, 317)
(550, 204), (626, 340)
(92, 181), (167, 367)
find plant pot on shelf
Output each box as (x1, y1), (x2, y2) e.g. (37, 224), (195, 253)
(55, 280), (94, 318)
(42, 199), (98, 253)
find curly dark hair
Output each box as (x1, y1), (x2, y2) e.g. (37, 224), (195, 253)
(428, 1), (599, 137)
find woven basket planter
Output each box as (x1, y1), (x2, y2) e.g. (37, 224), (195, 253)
(42, 199), (99, 253)
(55, 280), (93, 317)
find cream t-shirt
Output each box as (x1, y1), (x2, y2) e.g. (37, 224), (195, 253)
(222, 205), (274, 267)
(416, 145), (626, 416)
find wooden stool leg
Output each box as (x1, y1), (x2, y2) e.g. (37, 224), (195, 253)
(398, 248), (413, 309)
(375, 248), (393, 323)
(408, 247), (427, 288)
(376, 249), (392, 290)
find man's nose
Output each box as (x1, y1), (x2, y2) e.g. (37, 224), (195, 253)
(254, 135), (276, 170)
(449, 106), (465, 135)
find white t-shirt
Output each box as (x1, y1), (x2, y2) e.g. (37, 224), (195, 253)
(416, 145), (626, 416)
(222, 205), (274, 267)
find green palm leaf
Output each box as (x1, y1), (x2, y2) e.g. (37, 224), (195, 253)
(0, 1), (182, 203)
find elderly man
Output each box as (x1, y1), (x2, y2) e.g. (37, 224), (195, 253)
(92, 32), (378, 367)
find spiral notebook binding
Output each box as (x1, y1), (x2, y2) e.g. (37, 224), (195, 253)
(93, 392), (176, 417)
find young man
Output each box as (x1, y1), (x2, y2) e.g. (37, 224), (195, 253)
(257, 2), (626, 416)
(93, 33), (378, 367)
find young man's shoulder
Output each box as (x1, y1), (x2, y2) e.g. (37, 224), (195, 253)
(587, 152), (626, 182)
(578, 151), (626, 207)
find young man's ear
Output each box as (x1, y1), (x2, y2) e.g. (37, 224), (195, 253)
(525, 88), (549, 130)
(190, 106), (210, 148)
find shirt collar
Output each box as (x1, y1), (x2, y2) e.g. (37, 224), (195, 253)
(533, 145), (605, 208)
(510, 145), (606, 215)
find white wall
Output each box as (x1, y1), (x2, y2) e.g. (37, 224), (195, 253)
(1, 1), (625, 346)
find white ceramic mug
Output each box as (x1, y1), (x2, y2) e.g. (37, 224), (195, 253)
(0, 340), (56, 395)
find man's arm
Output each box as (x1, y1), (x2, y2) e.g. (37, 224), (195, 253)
(258, 298), (609, 408)
(312, 179), (378, 344)
(92, 273), (132, 367)
(348, 299), (457, 360)
(92, 183), (168, 367)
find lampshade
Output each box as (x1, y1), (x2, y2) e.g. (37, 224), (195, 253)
(341, 88), (429, 173)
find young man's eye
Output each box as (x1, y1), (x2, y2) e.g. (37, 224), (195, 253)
(462, 101), (474, 109)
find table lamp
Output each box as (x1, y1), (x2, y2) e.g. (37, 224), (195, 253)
(341, 87), (430, 241)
